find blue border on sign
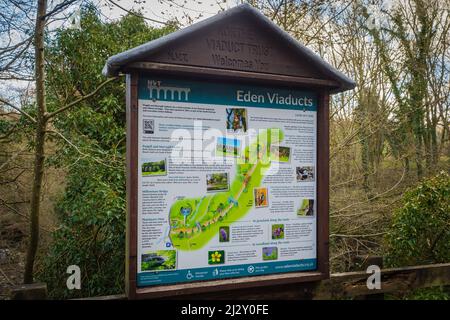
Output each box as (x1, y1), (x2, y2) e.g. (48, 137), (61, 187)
(138, 76), (317, 111)
(136, 76), (317, 287)
(137, 259), (316, 286)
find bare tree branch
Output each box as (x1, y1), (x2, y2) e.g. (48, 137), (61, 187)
(45, 76), (119, 119)
(107, 0), (170, 25)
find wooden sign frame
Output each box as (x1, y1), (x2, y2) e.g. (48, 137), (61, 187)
(101, 3), (354, 300)
(124, 66), (330, 299)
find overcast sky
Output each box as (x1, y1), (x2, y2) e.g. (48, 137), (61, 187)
(1, 0), (240, 103)
(81, 0), (238, 28)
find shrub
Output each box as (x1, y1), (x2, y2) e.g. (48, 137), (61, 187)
(385, 171), (450, 267)
(36, 6), (176, 298)
(37, 158), (126, 299)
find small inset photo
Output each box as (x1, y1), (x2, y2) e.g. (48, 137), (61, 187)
(270, 145), (291, 163)
(297, 199), (315, 217)
(226, 108), (248, 133)
(262, 247), (278, 261)
(208, 250), (225, 265)
(216, 137), (241, 157)
(141, 250), (176, 271)
(271, 224), (284, 240)
(219, 226), (230, 243)
(254, 187), (269, 208)
(296, 166), (315, 182)
(141, 158), (166, 176)
(206, 172), (229, 192)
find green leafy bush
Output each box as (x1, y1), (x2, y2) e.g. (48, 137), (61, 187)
(38, 159), (126, 298)
(385, 171), (450, 267)
(404, 287), (450, 300)
(386, 286), (450, 300)
(36, 5), (175, 298)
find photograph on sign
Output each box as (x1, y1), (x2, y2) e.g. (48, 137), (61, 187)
(137, 77), (317, 286)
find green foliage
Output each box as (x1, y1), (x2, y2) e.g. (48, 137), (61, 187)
(0, 117), (13, 134)
(386, 286), (450, 300)
(385, 171), (450, 267)
(37, 5), (176, 298)
(38, 160), (126, 298)
(404, 287), (450, 300)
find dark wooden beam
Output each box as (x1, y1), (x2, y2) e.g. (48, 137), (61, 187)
(10, 283), (47, 300)
(136, 271), (324, 299)
(313, 262), (450, 299)
(124, 62), (341, 90)
(75, 263), (450, 300)
(125, 72), (139, 299)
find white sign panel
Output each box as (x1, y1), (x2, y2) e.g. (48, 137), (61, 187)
(137, 77), (317, 286)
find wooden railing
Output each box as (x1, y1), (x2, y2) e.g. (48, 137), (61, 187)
(11, 262), (450, 300)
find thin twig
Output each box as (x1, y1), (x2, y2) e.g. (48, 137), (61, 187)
(46, 76), (119, 119)
(0, 267), (14, 286)
(0, 97), (36, 123)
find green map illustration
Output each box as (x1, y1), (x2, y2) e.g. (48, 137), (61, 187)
(169, 128), (284, 250)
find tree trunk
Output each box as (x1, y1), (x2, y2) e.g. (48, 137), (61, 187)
(414, 134), (424, 180)
(404, 157), (410, 174)
(424, 105), (432, 173)
(430, 114), (439, 172)
(24, 0), (47, 284)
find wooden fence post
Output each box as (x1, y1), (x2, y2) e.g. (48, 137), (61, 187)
(353, 255), (384, 300)
(10, 283), (47, 300)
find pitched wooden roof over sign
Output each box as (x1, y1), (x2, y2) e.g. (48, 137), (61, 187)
(103, 4), (355, 93)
